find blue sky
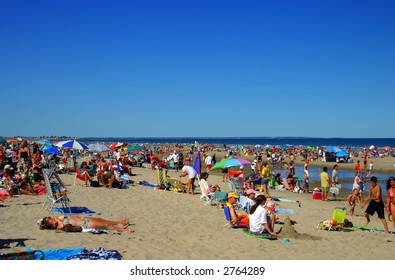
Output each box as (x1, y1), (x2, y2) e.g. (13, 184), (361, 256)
(1, 0), (394, 138)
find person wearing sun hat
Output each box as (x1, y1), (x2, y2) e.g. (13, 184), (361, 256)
(246, 189), (257, 207)
(226, 192), (249, 227)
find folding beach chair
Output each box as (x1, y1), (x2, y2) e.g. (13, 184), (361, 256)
(223, 205), (248, 229)
(227, 177), (244, 195)
(212, 191), (228, 207)
(199, 178), (215, 204)
(317, 207), (347, 231)
(156, 168), (171, 190)
(42, 169), (71, 213)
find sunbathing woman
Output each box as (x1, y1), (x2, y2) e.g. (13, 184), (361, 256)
(39, 216), (134, 232)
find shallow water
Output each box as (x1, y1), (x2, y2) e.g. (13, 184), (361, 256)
(274, 165), (390, 192)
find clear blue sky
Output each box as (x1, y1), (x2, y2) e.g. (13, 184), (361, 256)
(1, 0), (394, 138)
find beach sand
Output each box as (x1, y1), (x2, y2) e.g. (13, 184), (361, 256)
(1, 153), (394, 260)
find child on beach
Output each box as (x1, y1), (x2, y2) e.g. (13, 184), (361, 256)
(347, 190), (358, 215)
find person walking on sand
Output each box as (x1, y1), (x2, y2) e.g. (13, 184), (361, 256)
(330, 164), (340, 200)
(361, 176), (389, 234)
(320, 166), (330, 201)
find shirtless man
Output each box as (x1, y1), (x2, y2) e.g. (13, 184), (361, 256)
(361, 176), (389, 234)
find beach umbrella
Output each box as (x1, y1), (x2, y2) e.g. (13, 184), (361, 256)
(326, 146), (342, 153)
(369, 145), (377, 150)
(56, 140), (89, 150)
(211, 157), (252, 170)
(45, 146), (60, 156)
(125, 145), (146, 152)
(383, 146), (392, 150)
(36, 139), (53, 146)
(336, 151), (347, 157)
(7, 137), (21, 143)
(88, 143), (110, 152)
(193, 151), (202, 175)
(109, 142), (127, 150)
(0, 138), (6, 144)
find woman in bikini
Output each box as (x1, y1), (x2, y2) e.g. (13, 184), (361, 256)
(39, 216), (134, 232)
(386, 176), (395, 227)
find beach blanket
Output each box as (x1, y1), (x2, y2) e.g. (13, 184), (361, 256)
(67, 247), (123, 260)
(353, 225), (395, 234)
(242, 228), (277, 240)
(32, 248), (85, 260)
(138, 181), (158, 188)
(275, 208), (296, 214)
(52, 207), (101, 215)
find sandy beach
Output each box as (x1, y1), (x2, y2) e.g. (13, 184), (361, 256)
(1, 151), (394, 260)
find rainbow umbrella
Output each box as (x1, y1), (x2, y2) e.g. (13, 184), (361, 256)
(211, 158), (252, 170)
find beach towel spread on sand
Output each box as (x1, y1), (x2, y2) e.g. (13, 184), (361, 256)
(33, 248), (85, 260)
(242, 228), (277, 240)
(353, 225), (395, 234)
(52, 207), (101, 215)
(67, 247), (123, 260)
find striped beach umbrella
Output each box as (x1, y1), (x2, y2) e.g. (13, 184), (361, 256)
(56, 140), (89, 150)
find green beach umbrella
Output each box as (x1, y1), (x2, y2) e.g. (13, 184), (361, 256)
(0, 138), (6, 144)
(126, 145), (146, 152)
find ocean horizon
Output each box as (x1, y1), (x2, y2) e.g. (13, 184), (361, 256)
(77, 137), (395, 147)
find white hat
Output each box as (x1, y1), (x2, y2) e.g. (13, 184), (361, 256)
(4, 164), (13, 170)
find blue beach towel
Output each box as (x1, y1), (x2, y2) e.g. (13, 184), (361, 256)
(32, 248), (85, 260)
(52, 207), (101, 215)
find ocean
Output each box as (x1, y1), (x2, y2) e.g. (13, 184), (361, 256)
(79, 137), (395, 148)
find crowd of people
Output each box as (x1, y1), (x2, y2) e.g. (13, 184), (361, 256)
(1, 138), (395, 237)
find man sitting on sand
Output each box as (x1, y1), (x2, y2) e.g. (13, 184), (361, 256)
(226, 192), (249, 227)
(360, 176), (389, 234)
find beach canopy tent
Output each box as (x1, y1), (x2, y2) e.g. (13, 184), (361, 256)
(326, 146), (342, 153)
(56, 140), (89, 150)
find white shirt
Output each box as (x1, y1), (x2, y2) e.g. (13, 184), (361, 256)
(205, 156), (213, 165)
(182, 165), (197, 179)
(249, 205), (268, 234)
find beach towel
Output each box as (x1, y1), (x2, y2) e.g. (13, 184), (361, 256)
(52, 207), (101, 215)
(138, 181), (158, 188)
(67, 247), (123, 260)
(32, 248), (85, 260)
(242, 228), (277, 240)
(353, 225), (395, 234)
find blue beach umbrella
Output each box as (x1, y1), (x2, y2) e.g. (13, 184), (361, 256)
(56, 140), (89, 150)
(336, 151), (347, 157)
(45, 146), (60, 156)
(326, 146), (342, 153)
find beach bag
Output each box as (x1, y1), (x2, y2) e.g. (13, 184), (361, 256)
(90, 180), (100, 188)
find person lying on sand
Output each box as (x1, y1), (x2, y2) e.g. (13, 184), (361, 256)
(38, 216), (134, 233)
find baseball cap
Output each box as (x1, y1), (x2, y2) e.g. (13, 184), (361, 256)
(228, 192), (239, 199)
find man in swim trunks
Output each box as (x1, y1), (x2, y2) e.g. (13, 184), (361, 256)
(361, 176), (389, 234)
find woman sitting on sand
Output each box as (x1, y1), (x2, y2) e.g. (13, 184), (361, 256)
(39, 216), (134, 233)
(3, 165), (37, 196)
(248, 195), (278, 237)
